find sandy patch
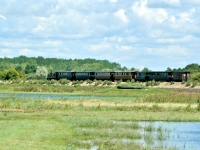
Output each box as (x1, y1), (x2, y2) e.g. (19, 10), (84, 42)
(46, 100), (198, 108)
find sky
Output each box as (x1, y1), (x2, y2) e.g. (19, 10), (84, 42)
(0, 0), (200, 71)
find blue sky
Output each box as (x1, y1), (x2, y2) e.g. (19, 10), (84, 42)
(0, 0), (200, 70)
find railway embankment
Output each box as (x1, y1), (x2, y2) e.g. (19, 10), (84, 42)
(155, 82), (200, 93)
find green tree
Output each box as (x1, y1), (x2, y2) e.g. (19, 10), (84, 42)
(130, 67), (136, 71)
(0, 70), (6, 80)
(142, 67), (150, 72)
(15, 65), (23, 72)
(25, 64), (37, 74)
(35, 66), (48, 79)
(5, 68), (20, 80)
(184, 63), (200, 72)
(166, 67), (172, 72)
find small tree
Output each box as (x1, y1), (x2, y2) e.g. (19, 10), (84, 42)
(0, 70), (6, 80)
(35, 66), (48, 79)
(166, 67), (172, 72)
(5, 68), (20, 80)
(25, 64), (37, 74)
(142, 67), (150, 72)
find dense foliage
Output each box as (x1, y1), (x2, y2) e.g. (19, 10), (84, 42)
(0, 55), (200, 81)
(0, 56), (127, 80)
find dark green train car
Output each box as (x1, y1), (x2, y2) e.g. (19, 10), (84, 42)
(114, 72), (133, 81)
(75, 72), (90, 80)
(135, 72), (169, 81)
(56, 72), (73, 80)
(94, 72), (111, 80)
(135, 71), (190, 82)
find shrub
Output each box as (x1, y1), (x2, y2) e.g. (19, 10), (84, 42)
(131, 79), (135, 83)
(192, 81), (198, 87)
(59, 79), (70, 85)
(185, 81), (191, 87)
(155, 81), (160, 86)
(145, 80), (159, 87)
(94, 80), (102, 86)
(49, 79), (58, 84)
(86, 79), (93, 84)
(191, 72), (200, 82)
(197, 103), (200, 111)
(181, 81), (186, 84)
(5, 68), (20, 80)
(185, 104), (192, 112)
(146, 81), (151, 86)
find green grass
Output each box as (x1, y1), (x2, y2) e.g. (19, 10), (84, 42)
(0, 84), (200, 149)
(1, 110), (189, 150)
(0, 113), (69, 150)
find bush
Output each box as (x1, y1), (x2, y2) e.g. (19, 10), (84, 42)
(5, 68), (20, 80)
(94, 80), (102, 86)
(146, 81), (151, 86)
(185, 81), (191, 87)
(86, 79), (93, 84)
(192, 81), (198, 87)
(145, 80), (159, 87)
(181, 81), (186, 84)
(59, 79), (70, 85)
(131, 79), (135, 83)
(48, 79), (58, 85)
(191, 72), (200, 83)
(197, 103), (200, 111)
(185, 104), (192, 112)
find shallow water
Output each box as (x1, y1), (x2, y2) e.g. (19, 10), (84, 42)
(138, 121), (200, 150)
(0, 93), (135, 101)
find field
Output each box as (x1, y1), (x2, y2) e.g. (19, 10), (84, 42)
(0, 81), (200, 149)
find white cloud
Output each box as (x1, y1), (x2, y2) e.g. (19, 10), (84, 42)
(88, 43), (113, 52)
(110, 0), (118, 2)
(146, 45), (188, 56)
(116, 45), (133, 51)
(157, 35), (196, 44)
(132, 0), (168, 23)
(0, 15), (6, 20)
(114, 9), (129, 23)
(147, 0), (181, 7)
(43, 40), (62, 47)
(0, 49), (12, 54)
(0, 0), (200, 70)
(178, 8), (195, 23)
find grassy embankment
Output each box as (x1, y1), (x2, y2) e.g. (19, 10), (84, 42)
(0, 81), (200, 149)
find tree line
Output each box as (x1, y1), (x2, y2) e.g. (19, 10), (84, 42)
(0, 55), (200, 81)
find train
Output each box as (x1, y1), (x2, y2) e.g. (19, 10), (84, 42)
(47, 71), (190, 82)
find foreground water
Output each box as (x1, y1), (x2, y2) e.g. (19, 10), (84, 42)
(0, 93), (136, 101)
(138, 122), (200, 150)
(1, 93), (200, 149)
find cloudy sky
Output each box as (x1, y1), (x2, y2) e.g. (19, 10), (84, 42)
(0, 0), (200, 70)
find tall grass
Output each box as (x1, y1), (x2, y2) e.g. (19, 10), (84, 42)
(141, 93), (200, 103)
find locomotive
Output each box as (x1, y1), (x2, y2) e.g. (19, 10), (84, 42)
(47, 71), (190, 82)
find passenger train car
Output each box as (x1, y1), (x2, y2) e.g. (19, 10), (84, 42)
(47, 71), (190, 82)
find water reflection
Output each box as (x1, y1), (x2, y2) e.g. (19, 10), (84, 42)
(0, 93), (135, 101)
(138, 122), (200, 150)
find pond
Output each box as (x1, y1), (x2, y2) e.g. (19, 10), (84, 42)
(0, 93), (136, 101)
(138, 121), (200, 150)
